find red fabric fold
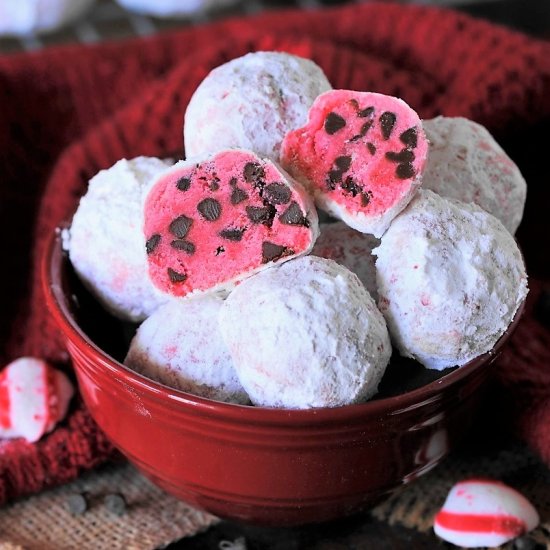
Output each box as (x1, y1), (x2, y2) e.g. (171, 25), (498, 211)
(0, 1), (549, 505)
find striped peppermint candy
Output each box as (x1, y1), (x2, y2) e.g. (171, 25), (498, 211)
(0, 357), (74, 443)
(434, 479), (539, 548)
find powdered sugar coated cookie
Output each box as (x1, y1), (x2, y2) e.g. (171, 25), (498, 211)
(184, 51), (332, 161)
(67, 157), (173, 322)
(219, 256), (392, 409)
(125, 296), (249, 404)
(422, 116), (526, 234)
(375, 190), (528, 370)
(312, 221), (380, 300)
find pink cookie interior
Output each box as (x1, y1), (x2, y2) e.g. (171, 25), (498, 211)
(144, 150), (314, 297)
(282, 90), (428, 217)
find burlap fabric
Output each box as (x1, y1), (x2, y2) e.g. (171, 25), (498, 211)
(0, 437), (547, 549)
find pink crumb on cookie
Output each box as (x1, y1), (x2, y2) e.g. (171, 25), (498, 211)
(144, 149), (318, 298)
(281, 90), (428, 237)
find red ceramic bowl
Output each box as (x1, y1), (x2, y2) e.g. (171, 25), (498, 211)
(43, 230), (524, 526)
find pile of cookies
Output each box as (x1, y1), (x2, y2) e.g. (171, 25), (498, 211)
(64, 51), (528, 409)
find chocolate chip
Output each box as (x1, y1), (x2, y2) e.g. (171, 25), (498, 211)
(230, 178), (248, 204)
(535, 288), (550, 327)
(396, 162), (416, 179)
(367, 142), (376, 155)
(243, 162), (265, 183)
(219, 228), (245, 241)
(327, 171), (343, 188)
(170, 239), (195, 254)
(169, 215), (193, 239)
(361, 190), (373, 207)
(66, 493), (87, 516)
(385, 149), (415, 163)
(400, 127), (418, 148)
(264, 182), (291, 205)
(176, 177), (191, 192)
(215, 246), (225, 256)
(146, 234), (161, 255)
(279, 202), (309, 227)
(334, 156), (352, 172)
(341, 175), (362, 197)
(324, 112), (346, 134)
(262, 242), (293, 263)
(209, 176), (220, 191)
(380, 111), (397, 140)
(197, 198), (221, 221)
(349, 99), (359, 109)
(360, 120), (373, 136)
(246, 204), (276, 225)
(104, 493), (127, 516)
(513, 536), (542, 550)
(358, 106), (374, 118)
(168, 268), (187, 283)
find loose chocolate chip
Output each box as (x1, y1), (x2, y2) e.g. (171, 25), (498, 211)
(146, 234), (161, 255)
(169, 215), (193, 239)
(334, 155), (352, 172)
(230, 183), (248, 205)
(367, 142), (377, 155)
(535, 288), (550, 327)
(279, 202), (309, 227)
(400, 127), (418, 148)
(513, 536), (542, 550)
(170, 239), (196, 254)
(219, 228), (245, 242)
(176, 177), (191, 192)
(262, 242), (292, 264)
(197, 198), (222, 221)
(66, 493), (87, 516)
(385, 149), (415, 163)
(246, 204), (276, 225)
(380, 111), (397, 140)
(168, 268), (187, 283)
(104, 493), (127, 516)
(358, 106), (375, 118)
(396, 162), (416, 179)
(243, 162), (265, 183)
(264, 182), (291, 205)
(324, 112), (346, 134)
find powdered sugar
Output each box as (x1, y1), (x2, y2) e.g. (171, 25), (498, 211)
(219, 256), (391, 409)
(375, 190), (528, 370)
(422, 116), (526, 234)
(184, 52), (332, 161)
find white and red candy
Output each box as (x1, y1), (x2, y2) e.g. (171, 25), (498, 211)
(144, 149), (319, 298)
(0, 357), (74, 443)
(281, 90), (428, 237)
(434, 479), (539, 548)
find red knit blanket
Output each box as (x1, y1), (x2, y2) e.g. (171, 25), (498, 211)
(0, 1), (549, 505)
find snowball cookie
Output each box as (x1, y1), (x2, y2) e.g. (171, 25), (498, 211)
(375, 190), (528, 370)
(144, 149), (319, 299)
(219, 256), (392, 409)
(115, 0), (239, 17)
(422, 116), (527, 234)
(0, 0), (95, 36)
(281, 90), (428, 237)
(311, 222), (380, 300)
(124, 296), (249, 404)
(184, 51), (332, 161)
(66, 157), (173, 322)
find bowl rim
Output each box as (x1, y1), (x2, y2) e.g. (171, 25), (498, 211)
(42, 227), (525, 425)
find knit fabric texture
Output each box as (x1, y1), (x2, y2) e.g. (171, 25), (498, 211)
(0, 1), (549, 505)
